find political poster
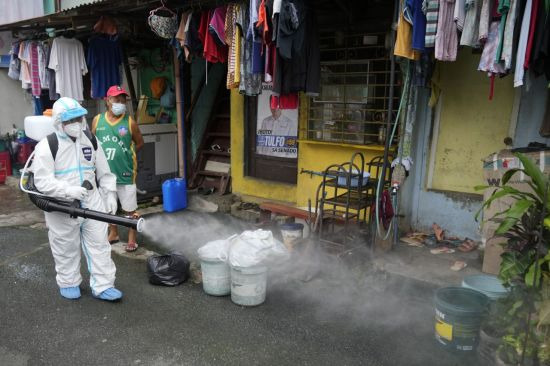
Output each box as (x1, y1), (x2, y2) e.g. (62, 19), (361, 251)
(256, 84), (298, 158)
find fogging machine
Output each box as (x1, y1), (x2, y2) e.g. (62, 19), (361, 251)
(20, 154), (144, 232)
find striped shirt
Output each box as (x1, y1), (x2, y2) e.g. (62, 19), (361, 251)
(424, 0), (440, 48)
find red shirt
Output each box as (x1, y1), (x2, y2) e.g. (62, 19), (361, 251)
(198, 10), (227, 63)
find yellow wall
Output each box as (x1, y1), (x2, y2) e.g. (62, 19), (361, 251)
(230, 90), (297, 203)
(231, 90), (388, 207)
(431, 50), (514, 194)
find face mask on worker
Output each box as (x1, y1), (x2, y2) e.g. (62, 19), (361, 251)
(111, 103), (126, 116)
(63, 122), (82, 137)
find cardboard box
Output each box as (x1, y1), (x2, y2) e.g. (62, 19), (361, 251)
(481, 150), (550, 274)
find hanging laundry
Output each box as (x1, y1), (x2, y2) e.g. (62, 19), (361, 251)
(273, 0), (320, 96)
(514, 0), (532, 87)
(45, 41), (59, 101)
(38, 42), (50, 90)
(405, 0), (427, 52)
(8, 42), (20, 80)
(495, 0), (511, 62)
(454, 0), (467, 31)
(478, 21), (507, 99)
(48, 36), (88, 101)
(29, 42), (41, 96)
(499, 0), (520, 70)
(423, 0), (439, 48)
(239, 4), (262, 96)
(185, 13), (204, 60)
(87, 35), (122, 99)
(248, 0), (260, 41)
(435, 0), (459, 61)
(19, 42), (32, 90)
(176, 11), (192, 61)
(225, 3), (242, 89)
(198, 10), (228, 63)
(209, 6), (228, 46)
(395, 0), (420, 60)
(523, 0), (541, 68)
(478, 0), (491, 42)
(276, 0), (306, 60)
(271, 0), (282, 43)
(460, 0), (483, 47)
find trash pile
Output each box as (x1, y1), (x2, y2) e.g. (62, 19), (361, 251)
(401, 223), (480, 272)
(197, 229), (289, 306)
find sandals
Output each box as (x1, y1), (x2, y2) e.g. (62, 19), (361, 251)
(125, 242), (139, 252)
(458, 239), (478, 252)
(109, 237), (120, 245)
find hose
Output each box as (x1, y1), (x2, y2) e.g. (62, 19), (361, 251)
(375, 61), (410, 240)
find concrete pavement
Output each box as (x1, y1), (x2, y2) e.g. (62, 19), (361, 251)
(0, 220), (479, 366)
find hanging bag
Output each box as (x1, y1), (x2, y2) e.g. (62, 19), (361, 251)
(148, 1), (178, 39)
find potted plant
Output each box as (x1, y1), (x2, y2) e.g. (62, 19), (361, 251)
(477, 152), (550, 365)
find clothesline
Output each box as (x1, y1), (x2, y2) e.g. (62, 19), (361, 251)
(395, 0), (550, 98)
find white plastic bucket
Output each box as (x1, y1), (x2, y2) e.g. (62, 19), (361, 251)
(231, 266), (267, 306)
(280, 223), (304, 251)
(200, 257), (231, 296)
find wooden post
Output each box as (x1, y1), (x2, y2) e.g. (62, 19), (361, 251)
(121, 43), (137, 111)
(173, 49), (185, 178)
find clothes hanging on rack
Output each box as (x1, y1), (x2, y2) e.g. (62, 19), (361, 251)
(238, 3), (262, 95)
(500, 0), (520, 70)
(198, 9), (228, 63)
(395, 1), (420, 60)
(405, 0), (427, 52)
(424, 0), (440, 48)
(87, 35), (122, 99)
(514, 0), (532, 87)
(273, 0), (320, 96)
(48, 36), (88, 101)
(8, 42), (20, 80)
(225, 3), (242, 89)
(460, 0), (483, 47)
(435, 0), (458, 62)
(479, 0), (492, 42)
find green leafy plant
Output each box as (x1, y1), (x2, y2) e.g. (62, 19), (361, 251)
(477, 152), (550, 365)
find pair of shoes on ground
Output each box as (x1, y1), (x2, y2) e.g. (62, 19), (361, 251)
(59, 287), (123, 301)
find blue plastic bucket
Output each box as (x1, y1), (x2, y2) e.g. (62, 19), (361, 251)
(162, 178), (187, 213)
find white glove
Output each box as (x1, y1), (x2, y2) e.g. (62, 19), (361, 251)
(105, 192), (118, 215)
(66, 186), (88, 201)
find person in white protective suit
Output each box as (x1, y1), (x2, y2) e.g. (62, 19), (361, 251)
(31, 97), (122, 301)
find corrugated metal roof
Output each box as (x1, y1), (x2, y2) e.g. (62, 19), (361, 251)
(60, 0), (108, 12)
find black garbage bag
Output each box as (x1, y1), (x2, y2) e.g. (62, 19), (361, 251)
(147, 254), (190, 286)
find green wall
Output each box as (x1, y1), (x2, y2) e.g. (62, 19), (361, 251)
(138, 49), (176, 124)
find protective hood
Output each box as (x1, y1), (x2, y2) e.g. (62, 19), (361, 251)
(51, 97), (88, 134)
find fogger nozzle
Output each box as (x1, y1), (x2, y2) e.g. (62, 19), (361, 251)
(29, 193), (145, 232)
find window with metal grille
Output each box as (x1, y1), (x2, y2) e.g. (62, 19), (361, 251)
(307, 32), (400, 146)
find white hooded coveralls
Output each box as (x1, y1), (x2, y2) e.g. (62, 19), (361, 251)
(32, 111), (117, 294)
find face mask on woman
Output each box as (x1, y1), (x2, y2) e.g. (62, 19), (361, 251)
(111, 103), (126, 116)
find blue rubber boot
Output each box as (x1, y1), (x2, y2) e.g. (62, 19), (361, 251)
(59, 286), (81, 300)
(93, 287), (123, 301)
